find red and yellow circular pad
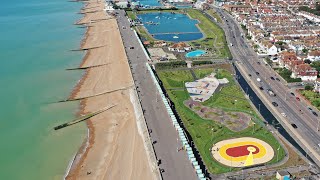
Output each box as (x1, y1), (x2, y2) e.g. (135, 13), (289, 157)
(211, 137), (274, 167)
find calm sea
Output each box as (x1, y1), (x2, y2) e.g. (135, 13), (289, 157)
(0, 0), (87, 179)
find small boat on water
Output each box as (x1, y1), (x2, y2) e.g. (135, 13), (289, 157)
(173, 36), (179, 39)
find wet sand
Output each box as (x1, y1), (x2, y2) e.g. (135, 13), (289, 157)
(66, 0), (155, 179)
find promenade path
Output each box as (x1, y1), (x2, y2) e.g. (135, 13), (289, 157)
(116, 10), (197, 180)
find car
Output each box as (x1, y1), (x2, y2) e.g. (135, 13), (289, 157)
(259, 86), (264, 90)
(291, 123), (298, 129)
(257, 62), (261, 65)
(270, 77), (275, 80)
(276, 78), (280, 81)
(256, 72), (260, 75)
(307, 107), (312, 111)
(257, 78), (261, 82)
(272, 102), (278, 107)
(296, 97), (300, 101)
(312, 111), (318, 117)
(281, 112), (287, 117)
(248, 74), (252, 77)
(290, 92), (295, 96)
(129, 47), (134, 49)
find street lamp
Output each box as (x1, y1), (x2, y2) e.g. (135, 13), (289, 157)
(252, 122), (255, 135)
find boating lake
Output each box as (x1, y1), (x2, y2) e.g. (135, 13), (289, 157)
(138, 12), (203, 42)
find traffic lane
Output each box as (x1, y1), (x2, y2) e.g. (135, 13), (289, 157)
(250, 60), (320, 133)
(238, 60), (320, 143)
(251, 62), (319, 126)
(278, 104), (320, 147)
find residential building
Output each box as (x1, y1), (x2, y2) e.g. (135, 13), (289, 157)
(308, 50), (320, 61)
(291, 64), (318, 81)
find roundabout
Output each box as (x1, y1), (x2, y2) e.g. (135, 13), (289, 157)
(212, 137), (274, 167)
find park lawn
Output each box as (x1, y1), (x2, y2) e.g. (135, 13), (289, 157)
(136, 26), (155, 42)
(157, 70), (194, 89)
(126, 11), (136, 20)
(300, 90), (320, 110)
(206, 9), (223, 23)
(193, 68), (215, 79)
(187, 9), (231, 59)
(157, 68), (285, 174)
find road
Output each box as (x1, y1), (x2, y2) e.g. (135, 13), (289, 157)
(209, 7), (320, 166)
(115, 10), (197, 180)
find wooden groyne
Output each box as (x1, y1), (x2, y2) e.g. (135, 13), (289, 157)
(66, 63), (111, 70)
(57, 85), (133, 103)
(54, 105), (116, 130)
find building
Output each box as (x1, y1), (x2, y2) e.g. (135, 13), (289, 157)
(168, 42), (192, 52)
(276, 171), (290, 180)
(308, 50), (320, 62)
(291, 64), (318, 81)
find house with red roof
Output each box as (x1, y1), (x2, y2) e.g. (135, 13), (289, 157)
(291, 64), (318, 81)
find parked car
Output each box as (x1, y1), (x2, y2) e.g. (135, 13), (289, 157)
(276, 78), (280, 81)
(272, 102), (278, 107)
(256, 72), (260, 75)
(296, 97), (300, 101)
(307, 107), (312, 111)
(257, 62), (261, 65)
(257, 78), (261, 82)
(259, 86), (264, 90)
(312, 111), (318, 117)
(290, 92), (295, 96)
(291, 123), (298, 129)
(248, 74), (252, 77)
(270, 77), (275, 80)
(281, 113), (287, 117)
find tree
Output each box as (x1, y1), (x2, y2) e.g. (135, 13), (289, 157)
(305, 85), (313, 90)
(304, 59), (311, 64)
(302, 48), (308, 54)
(311, 61), (320, 72)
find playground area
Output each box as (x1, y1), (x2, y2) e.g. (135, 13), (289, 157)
(185, 73), (229, 102)
(184, 99), (252, 132)
(212, 137), (274, 168)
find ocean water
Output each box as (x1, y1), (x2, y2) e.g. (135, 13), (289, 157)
(0, 0), (87, 179)
(138, 12), (203, 42)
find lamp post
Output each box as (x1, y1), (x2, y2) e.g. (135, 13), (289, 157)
(252, 122), (255, 135)
(277, 145), (280, 162)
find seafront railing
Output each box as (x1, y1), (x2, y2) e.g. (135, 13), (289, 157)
(146, 62), (206, 180)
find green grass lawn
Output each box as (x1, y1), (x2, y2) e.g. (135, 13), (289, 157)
(158, 70), (193, 88)
(157, 68), (285, 174)
(206, 9), (223, 23)
(126, 11), (136, 20)
(136, 26), (155, 42)
(300, 90), (320, 110)
(187, 9), (231, 59)
(193, 68), (215, 79)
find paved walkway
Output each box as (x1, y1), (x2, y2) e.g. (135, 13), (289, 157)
(115, 10), (197, 180)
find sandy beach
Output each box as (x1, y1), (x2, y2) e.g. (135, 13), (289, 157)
(66, 0), (155, 179)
